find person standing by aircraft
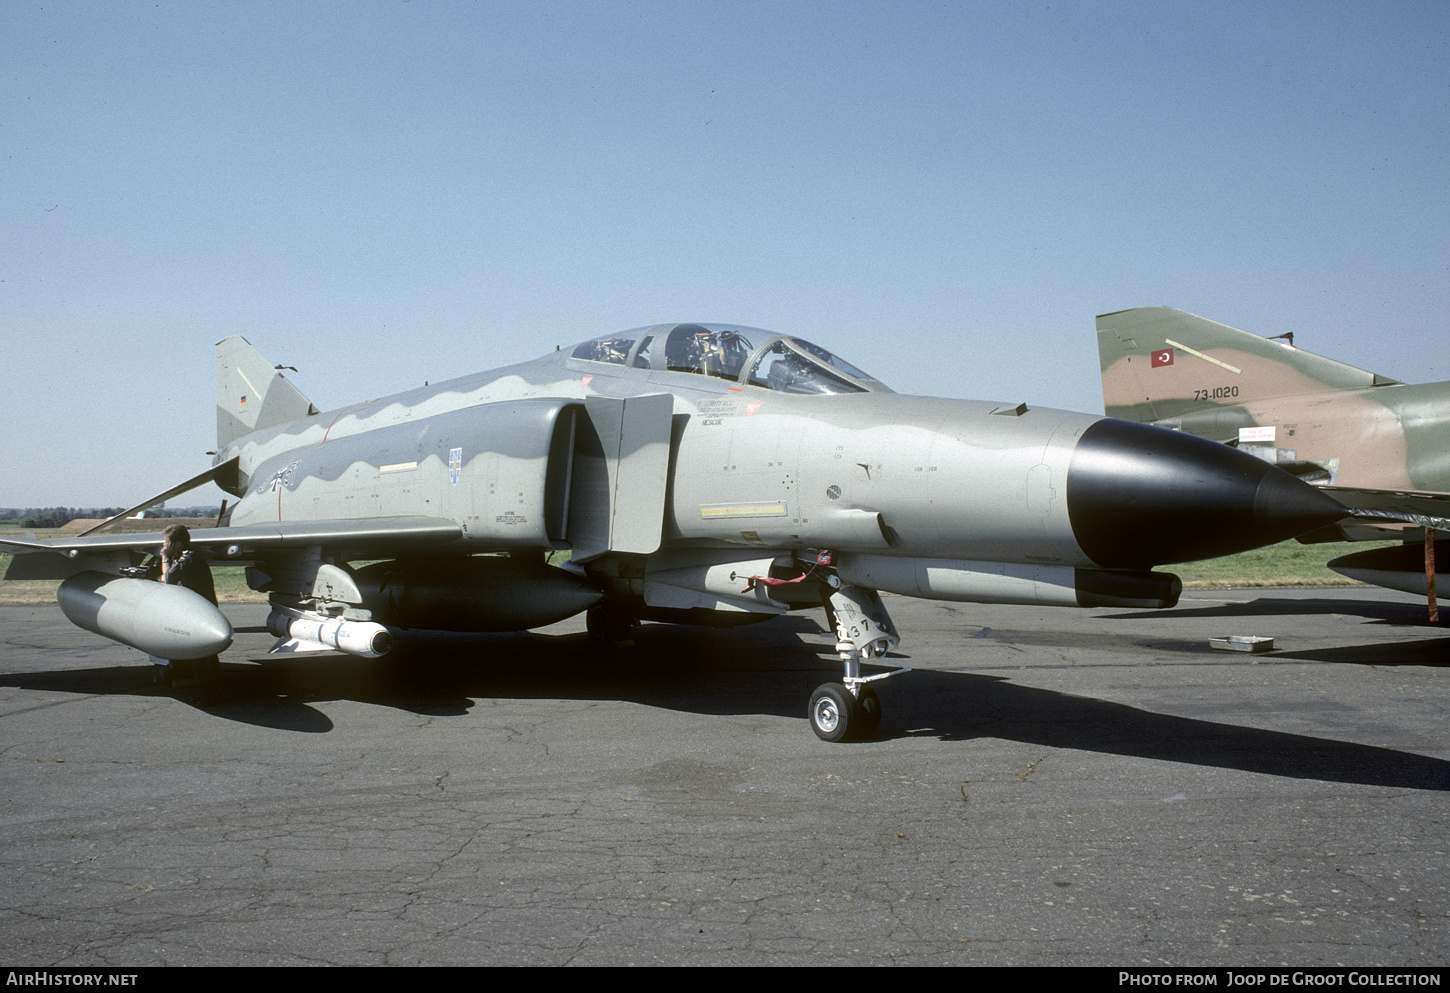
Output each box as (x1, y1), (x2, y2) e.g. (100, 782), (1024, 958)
(156, 524), (221, 706)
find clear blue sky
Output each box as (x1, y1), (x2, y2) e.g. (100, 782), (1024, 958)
(3, 0), (1446, 508)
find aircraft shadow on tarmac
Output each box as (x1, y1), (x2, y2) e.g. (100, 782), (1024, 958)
(960, 625), (1450, 667)
(4, 615), (1446, 791)
(1094, 595), (1449, 667)
(1267, 639), (1450, 666)
(1104, 594), (1443, 627)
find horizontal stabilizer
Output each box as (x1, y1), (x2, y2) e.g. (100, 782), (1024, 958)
(76, 457), (241, 537)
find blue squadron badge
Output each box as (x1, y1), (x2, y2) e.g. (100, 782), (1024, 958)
(448, 447), (463, 485)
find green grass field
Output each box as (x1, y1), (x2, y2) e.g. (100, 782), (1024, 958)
(0, 537), (1392, 604)
(1169, 538), (1396, 588)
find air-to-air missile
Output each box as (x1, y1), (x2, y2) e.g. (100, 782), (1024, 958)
(1097, 307), (1448, 601)
(4, 322), (1348, 740)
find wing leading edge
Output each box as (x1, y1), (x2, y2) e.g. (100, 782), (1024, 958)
(2, 516), (463, 580)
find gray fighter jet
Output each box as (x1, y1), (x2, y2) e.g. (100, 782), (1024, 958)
(4, 323), (1347, 740)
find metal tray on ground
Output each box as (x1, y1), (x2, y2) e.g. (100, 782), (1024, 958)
(1209, 635), (1274, 653)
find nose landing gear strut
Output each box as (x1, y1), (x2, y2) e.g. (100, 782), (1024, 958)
(808, 583), (908, 742)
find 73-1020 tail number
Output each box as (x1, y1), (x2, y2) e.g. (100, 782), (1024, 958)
(1195, 385), (1239, 401)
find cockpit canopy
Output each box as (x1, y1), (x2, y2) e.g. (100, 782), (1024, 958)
(568, 323), (891, 395)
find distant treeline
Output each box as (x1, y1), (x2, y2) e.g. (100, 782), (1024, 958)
(0, 506), (220, 529)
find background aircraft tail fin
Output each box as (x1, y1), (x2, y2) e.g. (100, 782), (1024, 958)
(1095, 307), (1400, 423)
(216, 336), (319, 448)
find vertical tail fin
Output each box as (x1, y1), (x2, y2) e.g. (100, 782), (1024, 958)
(216, 336), (319, 448)
(1096, 307), (1399, 423)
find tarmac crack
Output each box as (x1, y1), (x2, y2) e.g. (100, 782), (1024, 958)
(1018, 751), (1053, 781)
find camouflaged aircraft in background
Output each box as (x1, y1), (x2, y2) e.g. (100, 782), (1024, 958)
(1097, 307), (1449, 596)
(4, 322), (1347, 740)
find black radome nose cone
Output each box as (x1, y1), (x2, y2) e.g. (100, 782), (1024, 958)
(1066, 419), (1346, 569)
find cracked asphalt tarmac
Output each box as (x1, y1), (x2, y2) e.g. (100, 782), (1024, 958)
(0, 588), (1445, 966)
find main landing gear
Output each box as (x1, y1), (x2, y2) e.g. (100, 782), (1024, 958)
(586, 600), (639, 649)
(808, 583), (908, 742)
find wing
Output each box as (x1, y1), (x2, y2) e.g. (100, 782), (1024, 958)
(2, 516), (463, 580)
(1296, 486), (1450, 543)
(1314, 488), (1448, 595)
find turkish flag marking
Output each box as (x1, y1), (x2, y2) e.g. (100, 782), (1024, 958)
(1150, 348), (1175, 368)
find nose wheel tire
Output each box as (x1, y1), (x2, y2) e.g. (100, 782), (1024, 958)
(809, 683), (855, 742)
(810, 682), (882, 742)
